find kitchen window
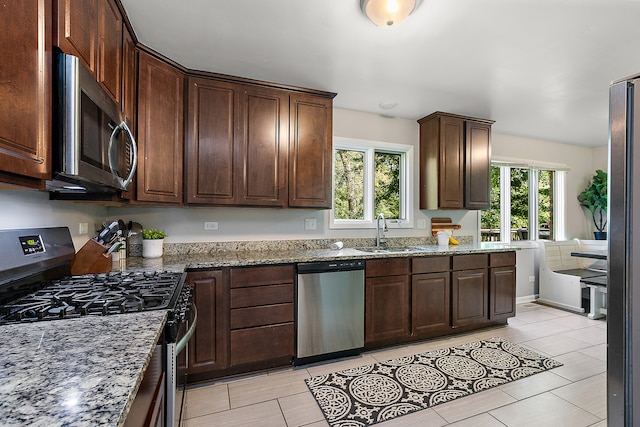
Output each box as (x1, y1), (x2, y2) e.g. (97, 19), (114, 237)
(331, 137), (413, 229)
(481, 162), (566, 242)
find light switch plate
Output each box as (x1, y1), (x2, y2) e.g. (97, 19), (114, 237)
(417, 219), (427, 229)
(204, 221), (219, 230)
(304, 218), (317, 230)
(79, 222), (89, 235)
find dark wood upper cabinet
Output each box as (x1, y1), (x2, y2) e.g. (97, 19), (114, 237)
(237, 86), (288, 207)
(121, 26), (137, 129)
(55, 0), (97, 74)
(186, 77), (239, 205)
(0, 0), (51, 186)
(55, 0), (123, 106)
(465, 121), (492, 209)
(288, 93), (333, 208)
(137, 51), (184, 204)
(97, 0), (122, 104)
(418, 112), (494, 210)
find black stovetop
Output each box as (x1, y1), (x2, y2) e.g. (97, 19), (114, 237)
(0, 270), (185, 324)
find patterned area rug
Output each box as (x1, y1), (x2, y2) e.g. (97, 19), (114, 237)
(305, 337), (562, 427)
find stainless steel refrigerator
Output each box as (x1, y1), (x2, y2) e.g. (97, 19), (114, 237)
(609, 75), (640, 425)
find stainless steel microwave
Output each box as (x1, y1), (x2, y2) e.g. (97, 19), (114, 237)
(47, 51), (137, 193)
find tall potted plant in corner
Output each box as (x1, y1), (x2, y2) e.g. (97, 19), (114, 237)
(141, 229), (167, 258)
(577, 169), (608, 240)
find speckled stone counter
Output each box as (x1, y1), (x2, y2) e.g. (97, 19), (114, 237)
(120, 242), (516, 271)
(0, 311), (167, 427)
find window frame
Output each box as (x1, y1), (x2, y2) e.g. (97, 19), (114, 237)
(330, 137), (414, 230)
(483, 163), (566, 243)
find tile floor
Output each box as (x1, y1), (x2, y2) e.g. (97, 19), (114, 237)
(183, 303), (607, 427)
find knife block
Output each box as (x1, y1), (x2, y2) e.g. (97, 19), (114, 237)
(71, 239), (112, 275)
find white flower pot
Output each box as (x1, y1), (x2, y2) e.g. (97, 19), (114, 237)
(142, 239), (164, 258)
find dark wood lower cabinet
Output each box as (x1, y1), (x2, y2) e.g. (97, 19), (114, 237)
(452, 268), (489, 327)
(365, 275), (410, 343)
(185, 270), (229, 375)
(230, 323), (294, 366)
(124, 344), (165, 427)
(183, 253), (514, 381)
(490, 265), (517, 320)
(412, 272), (450, 335)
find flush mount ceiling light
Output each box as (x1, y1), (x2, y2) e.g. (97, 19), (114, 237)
(360, 0), (420, 27)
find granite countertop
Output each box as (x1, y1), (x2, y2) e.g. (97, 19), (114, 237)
(0, 240), (515, 426)
(122, 242), (517, 271)
(0, 311), (167, 427)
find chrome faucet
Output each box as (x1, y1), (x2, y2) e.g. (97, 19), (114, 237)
(376, 213), (388, 247)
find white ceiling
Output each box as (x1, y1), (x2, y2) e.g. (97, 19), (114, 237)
(121, 0), (640, 147)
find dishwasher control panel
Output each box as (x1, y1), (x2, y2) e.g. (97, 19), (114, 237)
(297, 259), (364, 273)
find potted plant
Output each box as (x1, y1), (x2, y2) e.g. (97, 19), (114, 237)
(141, 228), (167, 258)
(577, 169), (608, 240)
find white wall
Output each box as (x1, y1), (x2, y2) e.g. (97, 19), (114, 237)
(0, 108), (606, 246)
(592, 145), (609, 172)
(0, 188), (107, 249)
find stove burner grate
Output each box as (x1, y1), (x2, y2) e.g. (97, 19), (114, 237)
(0, 271), (184, 324)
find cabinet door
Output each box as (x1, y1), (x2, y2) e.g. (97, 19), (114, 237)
(365, 275), (410, 343)
(465, 121), (491, 209)
(412, 272), (450, 335)
(439, 116), (464, 209)
(452, 268), (488, 327)
(97, 0), (122, 104)
(137, 51), (184, 204)
(490, 266), (516, 320)
(288, 93), (333, 208)
(55, 0), (97, 73)
(0, 0), (51, 183)
(186, 270), (229, 375)
(121, 26), (137, 129)
(238, 86), (288, 207)
(186, 78), (240, 205)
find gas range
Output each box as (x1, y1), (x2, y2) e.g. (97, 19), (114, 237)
(0, 226), (195, 427)
(0, 270), (186, 324)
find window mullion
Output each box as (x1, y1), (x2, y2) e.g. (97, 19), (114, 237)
(364, 148), (375, 222)
(530, 169), (539, 241)
(500, 166), (511, 242)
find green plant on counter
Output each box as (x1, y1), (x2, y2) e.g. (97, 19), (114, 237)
(141, 229), (167, 240)
(577, 169), (608, 232)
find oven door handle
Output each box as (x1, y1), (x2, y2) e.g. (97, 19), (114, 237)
(176, 303), (197, 355)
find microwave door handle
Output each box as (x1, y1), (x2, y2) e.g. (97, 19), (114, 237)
(107, 121), (138, 189)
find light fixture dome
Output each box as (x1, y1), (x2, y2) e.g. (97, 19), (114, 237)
(360, 0), (418, 27)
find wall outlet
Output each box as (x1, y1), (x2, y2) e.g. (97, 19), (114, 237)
(79, 222), (89, 235)
(304, 218), (317, 230)
(417, 219), (427, 229)
(529, 276), (536, 283)
(204, 221), (219, 231)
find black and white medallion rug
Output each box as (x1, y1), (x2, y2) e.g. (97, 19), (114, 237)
(305, 337), (563, 427)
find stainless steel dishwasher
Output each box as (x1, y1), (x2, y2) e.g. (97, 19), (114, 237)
(294, 259), (365, 365)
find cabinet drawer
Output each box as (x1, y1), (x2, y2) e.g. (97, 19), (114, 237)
(230, 323), (294, 365)
(412, 256), (451, 274)
(231, 283), (293, 308)
(452, 254), (488, 271)
(230, 303), (294, 329)
(230, 264), (294, 288)
(366, 258), (410, 277)
(490, 251), (516, 267)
